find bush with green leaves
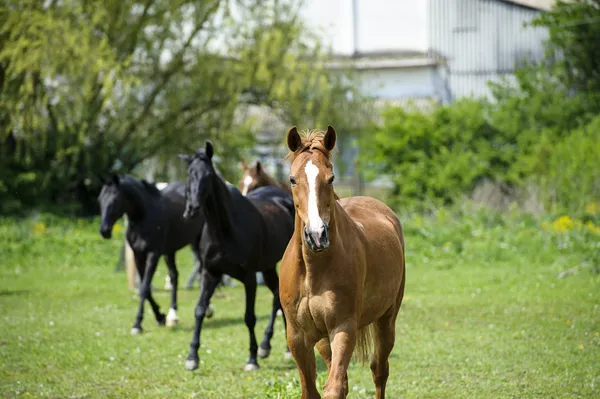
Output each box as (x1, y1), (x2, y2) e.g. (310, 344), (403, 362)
(360, 99), (519, 209)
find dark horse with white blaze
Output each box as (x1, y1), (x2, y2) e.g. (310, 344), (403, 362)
(179, 142), (294, 371)
(98, 175), (205, 334)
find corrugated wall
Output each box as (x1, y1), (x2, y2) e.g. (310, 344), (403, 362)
(429, 0), (548, 101)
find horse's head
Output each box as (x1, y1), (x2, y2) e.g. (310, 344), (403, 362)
(178, 141), (215, 220)
(239, 160), (267, 196)
(97, 174), (125, 239)
(286, 125), (337, 252)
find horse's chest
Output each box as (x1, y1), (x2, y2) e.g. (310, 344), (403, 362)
(127, 226), (164, 252)
(296, 296), (329, 337)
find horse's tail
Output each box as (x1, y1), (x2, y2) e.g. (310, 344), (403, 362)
(353, 323), (375, 364)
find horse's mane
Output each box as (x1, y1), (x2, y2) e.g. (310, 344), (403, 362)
(284, 129), (335, 162)
(204, 169), (234, 239)
(140, 179), (163, 196)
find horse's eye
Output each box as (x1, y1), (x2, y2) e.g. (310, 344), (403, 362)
(327, 175), (335, 185)
(289, 176), (296, 185)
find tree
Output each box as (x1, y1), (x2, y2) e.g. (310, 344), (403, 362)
(0, 0), (369, 213)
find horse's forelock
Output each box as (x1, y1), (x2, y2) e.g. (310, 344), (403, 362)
(284, 129), (334, 163)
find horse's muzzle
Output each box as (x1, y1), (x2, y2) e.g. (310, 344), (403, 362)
(99, 226), (112, 239)
(303, 224), (329, 252)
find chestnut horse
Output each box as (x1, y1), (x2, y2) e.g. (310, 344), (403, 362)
(279, 126), (406, 399)
(239, 160), (291, 195)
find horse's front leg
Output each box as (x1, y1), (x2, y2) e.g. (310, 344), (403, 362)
(163, 252), (179, 327)
(132, 251), (164, 334)
(243, 272), (260, 371)
(185, 268), (221, 371)
(323, 321), (357, 399)
(287, 324), (320, 399)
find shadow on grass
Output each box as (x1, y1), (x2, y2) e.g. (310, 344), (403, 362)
(0, 289), (29, 297)
(174, 314), (271, 332)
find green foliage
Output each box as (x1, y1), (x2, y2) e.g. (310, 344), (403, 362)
(0, 0), (368, 214)
(360, 100), (515, 209)
(1, 211), (598, 397)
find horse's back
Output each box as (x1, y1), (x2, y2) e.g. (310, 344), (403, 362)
(246, 186), (295, 265)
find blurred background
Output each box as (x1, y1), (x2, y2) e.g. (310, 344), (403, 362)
(1, 0), (597, 217)
(1, 2), (599, 398)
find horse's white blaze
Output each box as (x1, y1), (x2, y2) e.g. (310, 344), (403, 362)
(241, 175), (253, 196)
(305, 160), (324, 245)
(167, 307), (178, 321)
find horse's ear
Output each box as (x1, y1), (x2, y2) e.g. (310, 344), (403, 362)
(324, 125), (337, 151)
(287, 126), (301, 152)
(255, 161), (262, 173)
(241, 159), (248, 170)
(178, 154), (193, 163)
(111, 174), (120, 186)
(205, 141), (214, 160)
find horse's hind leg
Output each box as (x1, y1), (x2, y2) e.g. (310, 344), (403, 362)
(371, 274), (405, 399)
(184, 245), (202, 290)
(164, 253), (179, 327)
(258, 268), (289, 359)
(316, 338), (348, 397)
(134, 252), (166, 333)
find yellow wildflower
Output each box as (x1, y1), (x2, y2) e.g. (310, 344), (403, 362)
(113, 224), (123, 233)
(585, 202), (599, 215)
(444, 321), (450, 327)
(552, 216), (574, 233)
(578, 344), (584, 350)
(32, 222), (46, 234)
(247, 376), (252, 381)
(585, 221), (600, 235)
(594, 331), (599, 337)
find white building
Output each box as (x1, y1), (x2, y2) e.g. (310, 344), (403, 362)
(303, 0), (557, 104)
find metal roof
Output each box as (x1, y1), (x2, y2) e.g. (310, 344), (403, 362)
(503, 0), (569, 11)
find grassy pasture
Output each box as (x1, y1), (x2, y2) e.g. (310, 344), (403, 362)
(0, 208), (598, 398)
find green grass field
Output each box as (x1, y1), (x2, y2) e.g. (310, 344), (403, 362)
(0, 208), (598, 398)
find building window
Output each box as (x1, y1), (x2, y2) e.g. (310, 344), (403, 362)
(455, 0), (478, 32)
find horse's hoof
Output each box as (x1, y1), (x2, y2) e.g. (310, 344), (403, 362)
(206, 304), (214, 319)
(166, 318), (178, 327)
(130, 327), (143, 335)
(257, 347), (271, 359)
(157, 315), (166, 327)
(185, 359), (199, 371)
(244, 363), (259, 371)
(283, 351), (293, 360)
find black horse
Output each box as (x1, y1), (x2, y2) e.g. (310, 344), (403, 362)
(98, 174), (205, 334)
(178, 142), (294, 371)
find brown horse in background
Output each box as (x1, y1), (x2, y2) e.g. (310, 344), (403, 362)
(279, 126), (406, 399)
(239, 160), (291, 195)
(240, 159), (341, 201)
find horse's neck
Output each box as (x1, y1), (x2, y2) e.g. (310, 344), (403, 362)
(123, 181), (157, 222)
(262, 173), (279, 187)
(205, 176), (234, 238)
